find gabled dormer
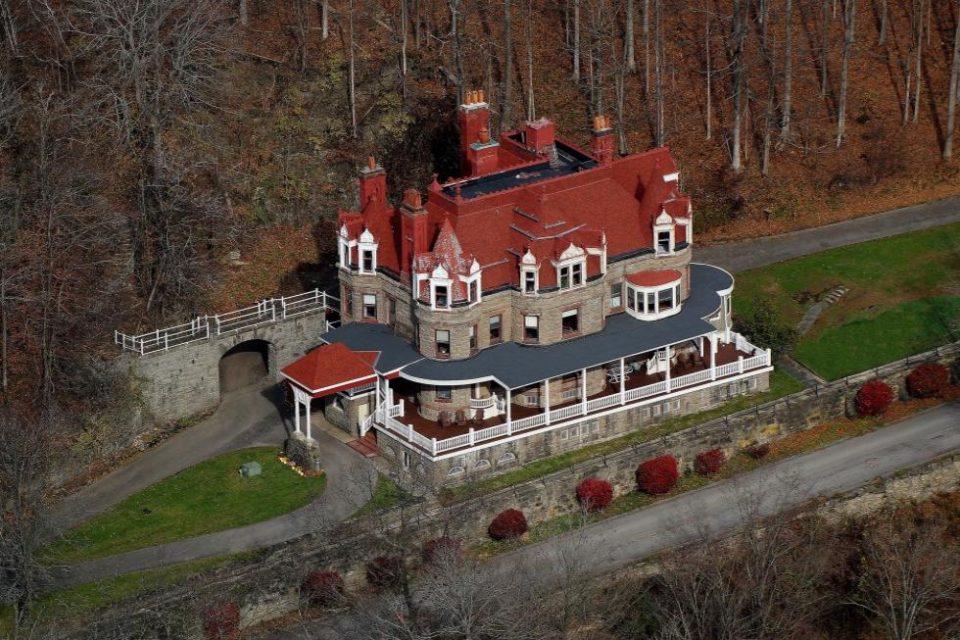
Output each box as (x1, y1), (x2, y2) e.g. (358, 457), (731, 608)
(553, 242), (586, 290)
(653, 210), (675, 255)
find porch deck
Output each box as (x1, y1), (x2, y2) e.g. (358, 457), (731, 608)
(391, 342), (750, 443)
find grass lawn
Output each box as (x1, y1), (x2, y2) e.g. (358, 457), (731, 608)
(734, 221), (960, 379)
(440, 368), (803, 503)
(352, 474), (409, 517)
(44, 447), (326, 564)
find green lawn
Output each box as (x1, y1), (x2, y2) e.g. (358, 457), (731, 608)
(734, 221), (960, 379)
(44, 447), (326, 564)
(441, 368), (803, 503)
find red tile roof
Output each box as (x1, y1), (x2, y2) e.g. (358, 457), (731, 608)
(626, 269), (682, 287)
(281, 343), (379, 396)
(338, 119), (691, 293)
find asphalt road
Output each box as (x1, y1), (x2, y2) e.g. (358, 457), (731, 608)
(272, 402), (960, 639)
(696, 195), (960, 272)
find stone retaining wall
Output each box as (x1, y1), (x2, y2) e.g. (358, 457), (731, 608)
(56, 342), (960, 639)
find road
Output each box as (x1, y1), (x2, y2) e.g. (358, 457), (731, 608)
(271, 402), (960, 639)
(697, 195), (960, 272)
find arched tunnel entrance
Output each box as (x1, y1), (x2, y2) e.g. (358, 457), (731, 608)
(219, 339), (273, 395)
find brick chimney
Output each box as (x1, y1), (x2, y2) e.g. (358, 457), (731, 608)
(458, 89), (490, 175)
(358, 156), (387, 213)
(466, 127), (499, 176)
(525, 118), (555, 154)
(400, 188), (429, 276)
(590, 115), (614, 166)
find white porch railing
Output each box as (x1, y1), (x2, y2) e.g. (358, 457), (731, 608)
(470, 396), (497, 410)
(115, 289), (340, 355)
(372, 336), (772, 457)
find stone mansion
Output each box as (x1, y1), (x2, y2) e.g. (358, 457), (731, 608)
(280, 93), (772, 486)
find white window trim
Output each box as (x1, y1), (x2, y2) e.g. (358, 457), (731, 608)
(460, 269), (483, 306)
(521, 266), (539, 295)
(430, 279), (453, 310)
(357, 229), (378, 274)
(654, 211), (675, 256)
(338, 227), (357, 271)
(625, 278), (683, 321)
(555, 258), (586, 290)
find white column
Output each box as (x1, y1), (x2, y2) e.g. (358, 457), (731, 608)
(305, 397), (312, 440)
(619, 358), (626, 405)
(375, 376), (381, 412)
(581, 368), (587, 414)
(544, 378), (552, 425)
(664, 347), (671, 391)
(699, 336), (705, 358)
(506, 386), (512, 434)
(710, 334), (718, 380)
(294, 396), (301, 433)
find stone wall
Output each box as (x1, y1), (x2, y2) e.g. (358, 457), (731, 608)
(58, 342), (960, 640)
(118, 312), (330, 425)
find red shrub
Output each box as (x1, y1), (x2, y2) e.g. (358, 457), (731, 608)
(488, 508), (528, 540)
(202, 602), (240, 640)
(906, 363), (949, 398)
(576, 477), (614, 512)
(694, 449), (727, 476)
(422, 536), (462, 563)
(366, 555), (404, 590)
(635, 455), (679, 495)
(856, 379), (895, 416)
(747, 443), (771, 460)
(301, 570), (344, 607)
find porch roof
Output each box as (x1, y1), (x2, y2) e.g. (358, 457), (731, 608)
(280, 342), (380, 397)
(320, 263), (733, 390)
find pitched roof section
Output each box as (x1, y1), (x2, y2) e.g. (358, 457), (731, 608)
(281, 342), (379, 397)
(627, 269), (682, 287)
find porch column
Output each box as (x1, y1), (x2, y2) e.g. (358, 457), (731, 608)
(710, 334), (718, 380)
(664, 346), (671, 392)
(294, 396), (301, 433)
(581, 368), (587, 415)
(699, 336), (705, 358)
(375, 375), (381, 412)
(619, 358), (626, 405)
(505, 386), (512, 434)
(305, 397), (312, 440)
(544, 377), (551, 425)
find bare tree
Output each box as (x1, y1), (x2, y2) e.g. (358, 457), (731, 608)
(781, 0), (793, 140)
(525, 0), (535, 122)
(836, 0), (856, 148)
(821, 0), (830, 96)
(911, 0), (924, 124)
(851, 516), (960, 640)
(0, 0), (18, 54)
(878, 0), (887, 44)
(502, 0), (514, 130)
(730, 0), (746, 171)
(625, 0), (636, 72)
(705, 13), (713, 140)
(573, 0), (581, 82)
(654, 0), (664, 145)
(944, 0), (960, 159)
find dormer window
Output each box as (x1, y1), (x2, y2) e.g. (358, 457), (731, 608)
(653, 211), (675, 256)
(656, 230), (672, 254)
(462, 260), (482, 305)
(357, 228), (378, 274)
(435, 285), (449, 308)
(554, 243), (586, 290)
(523, 269), (537, 294)
(520, 249), (539, 295)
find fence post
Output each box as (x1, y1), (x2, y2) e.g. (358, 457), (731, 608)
(468, 427), (475, 446)
(271, 299), (276, 322)
(407, 424), (413, 442)
(314, 289), (319, 305)
(164, 332), (169, 351)
(738, 356), (744, 374)
(432, 437), (437, 456)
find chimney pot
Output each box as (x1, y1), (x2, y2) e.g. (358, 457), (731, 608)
(478, 127), (490, 144)
(367, 156), (376, 170)
(403, 188), (422, 209)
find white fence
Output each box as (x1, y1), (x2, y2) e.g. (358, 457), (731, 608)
(373, 337), (772, 457)
(115, 289), (339, 355)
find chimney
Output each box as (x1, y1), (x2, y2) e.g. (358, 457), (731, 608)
(358, 156), (388, 213)
(466, 126), (499, 176)
(458, 89), (491, 175)
(525, 118), (555, 154)
(590, 115), (614, 166)
(400, 188), (429, 276)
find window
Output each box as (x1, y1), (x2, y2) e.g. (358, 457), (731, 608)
(524, 315), (539, 342)
(558, 261), (585, 290)
(436, 386), (452, 401)
(387, 296), (396, 327)
(361, 249), (374, 272)
(469, 325), (477, 352)
(658, 287), (674, 311)
(657, 230), (672, 253)
(561, 308), (579, 336)
(434, 285), (449, 308)
(610, 282), (622, 308)
(402, 451), (410, 470)
(468, 279), (479, 303)
(343, 286), (353, 317)
(436, 329), (451, 358)
(489, 315), (502, 343)
(523, 269), (537, 294)
(363, 293), (377, 319)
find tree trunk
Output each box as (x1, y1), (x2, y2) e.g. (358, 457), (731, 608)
(238, 0), (247, 27)
(503, 0), (513, 129)
(944, 2), (960, 159)
(705, 13), (712, 140)
(322, 0), (329, 40)
(348, 0), (357, 138)
(0, 0), (18, 55)
(878, 0), (887, 44)
(836, 0), (856, 147)
(526, 0), (535, 121)
(573, 0), (581, 82)
(654, 0), (664, 145)
(625, 0), (636, 72)
(0, 272), (6, 392)
(643, 0), (650, 92)
(400, 0), (408, 78)
(911, 0), (923, 124)
(450, 0), (464, 104)
(782, 0), (793, 139)
(821, 0), (829, 96)
(731, 0), (745, 171)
